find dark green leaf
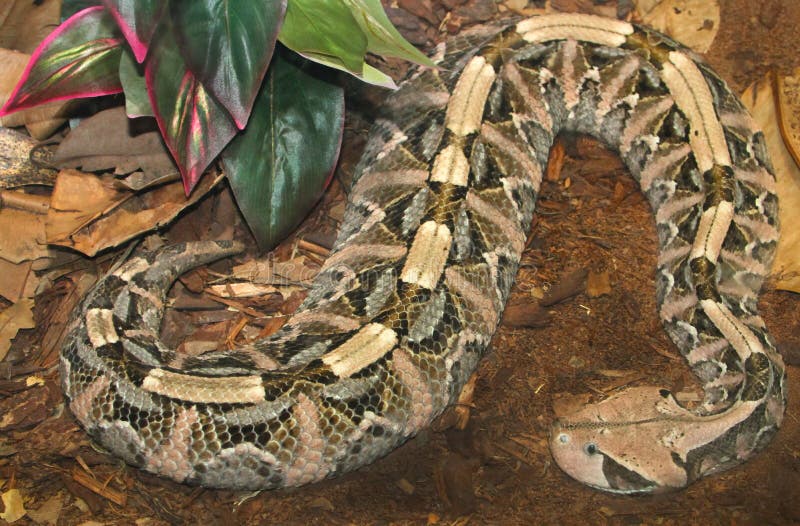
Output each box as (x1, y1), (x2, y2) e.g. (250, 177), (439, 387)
(146, 19), (237, 194)
(118, 49), (152, 117)
(171, 0), (287, 129)
(343, 0), (434, 67)
(0, 6), (123, 115)
(102, 0), (166, 62)
(222, 51), (344, 250)
(278, 0), (367, 76)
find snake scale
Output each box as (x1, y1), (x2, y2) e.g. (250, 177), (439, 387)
(60, 13), (785, 493)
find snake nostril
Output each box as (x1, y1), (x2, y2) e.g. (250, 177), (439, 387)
(558, 433), (570, 444)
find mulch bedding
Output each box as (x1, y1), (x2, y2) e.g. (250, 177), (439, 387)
(2, 1), (799, 524)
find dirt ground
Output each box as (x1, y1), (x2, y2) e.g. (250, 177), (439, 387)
(2, 1), (800, 525)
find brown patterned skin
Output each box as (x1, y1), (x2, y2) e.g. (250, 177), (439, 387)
(60, 14), (784, 493)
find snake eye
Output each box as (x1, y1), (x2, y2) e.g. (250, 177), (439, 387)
(584, 442), (598, 455)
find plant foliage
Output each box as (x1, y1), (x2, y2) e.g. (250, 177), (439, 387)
(0, 1), (431, 249)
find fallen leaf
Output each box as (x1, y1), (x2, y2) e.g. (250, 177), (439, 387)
(776, 68), (800, 168)
(0, 488), (26, 523)
(46, 168), (224, 256)
(634, 0), (720, 53)
(0, 257), (36, 302)
(0, 0), (61, 54)
(52, 107), (178, 186)
(742, 73), (800, 293)
(0, 297), (35, 361)
(0, 205), (49, 263)
(25, 492), (63, 525)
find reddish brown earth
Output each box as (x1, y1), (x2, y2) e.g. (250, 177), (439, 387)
(2, 1), (800, 524)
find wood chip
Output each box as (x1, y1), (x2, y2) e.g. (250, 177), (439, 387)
(70, 467), (127, 507)
(545, 138), (566, 182)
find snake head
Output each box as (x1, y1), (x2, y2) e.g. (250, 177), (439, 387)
(549, 386), (697, 494)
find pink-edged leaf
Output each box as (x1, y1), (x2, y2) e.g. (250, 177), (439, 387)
(171, 0), (287, 129)
(0, 6), (123, 116)
(101, 0), (166, 63)
(146, 20), (237, 195)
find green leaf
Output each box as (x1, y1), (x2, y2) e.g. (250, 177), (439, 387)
(297, 51), (397, 89)
(278, 0), (367, 76)
(0, 6), (123, 115)
(118, 49), (152, 117)
(146, 18), (237, 194)
(222, 50), (344, 250)
(342, 0), (434, 67)
(171, 0), (287, 129)
(361, 63), (398, 88)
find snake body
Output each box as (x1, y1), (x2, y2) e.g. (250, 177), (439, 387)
(60, 14), (785, 493)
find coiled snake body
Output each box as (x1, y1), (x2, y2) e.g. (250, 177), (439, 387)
(61, 14), (785, 493)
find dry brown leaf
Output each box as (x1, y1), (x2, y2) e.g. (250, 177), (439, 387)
(775, 68), (800, 168)
(25, 492), (63, 526)
(0, 49), (68, 139)
(0, 488), (26, 523)
(0, 297), (35, 361)
(0, 0), (61, 54)
(46, 168), (225, 256)
(0, 204), (50, 263)
(53, 107), (178, 186)
(634, 0), (720, 53)
(45, 169), (126, 246)
(0, 257), (36, 302)
(741, 73), (800, 293)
